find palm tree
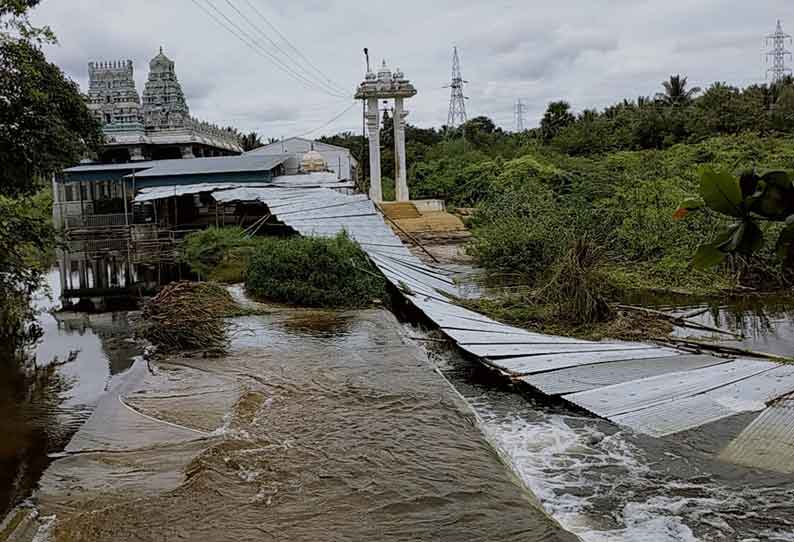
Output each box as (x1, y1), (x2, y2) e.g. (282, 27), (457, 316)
(655, 75), (701, 106)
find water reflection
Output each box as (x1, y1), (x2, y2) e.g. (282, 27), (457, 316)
(622, 292), (794, 357)
(0, 270), (140, 518)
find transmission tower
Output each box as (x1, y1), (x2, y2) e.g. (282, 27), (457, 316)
(514, 99), (527, 132)
(446, 46), (468, 127)
(766, 19), (792, 83)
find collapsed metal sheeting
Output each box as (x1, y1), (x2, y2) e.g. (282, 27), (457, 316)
(209, 185), (794, 440)
(720, 396), (794, 473)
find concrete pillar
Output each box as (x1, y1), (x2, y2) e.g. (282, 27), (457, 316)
(366, 97), (382, 202)
(393, 97), (409, 202)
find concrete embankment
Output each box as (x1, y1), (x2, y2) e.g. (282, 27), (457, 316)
(9, 307), (578, 541)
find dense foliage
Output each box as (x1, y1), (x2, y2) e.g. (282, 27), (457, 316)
(0, 1), (100, 353)
(0, 196), (55, 349)
(0, 39), (102, 197)
(246, 233), (386, 308)
(181, 227), (261, 282)
(544, 75), (794, 156)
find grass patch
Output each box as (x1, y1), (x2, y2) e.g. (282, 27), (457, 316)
(245, 233), (386, 308)
(137, 281), (240, 354)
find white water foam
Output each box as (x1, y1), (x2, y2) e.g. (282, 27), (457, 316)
(468, 399), (702, 542)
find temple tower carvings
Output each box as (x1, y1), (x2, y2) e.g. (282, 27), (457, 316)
(142, 47), (190, 130)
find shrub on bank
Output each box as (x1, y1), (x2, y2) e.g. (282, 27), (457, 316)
(181, 227), (261, 282)
(245, 233), (386, 308)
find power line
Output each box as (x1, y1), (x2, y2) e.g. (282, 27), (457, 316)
(293, 102), (359, 138)
(200, 0), (346, 97)
(190, 0), (347, 98)
(766, 19), (792, 83)
(247, 101), (359, 139)
(221, 0), (347, 97)
(445, 46), (468, 127)
(238, 0), (347, 94)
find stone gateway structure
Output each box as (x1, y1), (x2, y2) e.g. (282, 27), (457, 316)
(355, 60), (417, 202)
(87, 49), (243, 162)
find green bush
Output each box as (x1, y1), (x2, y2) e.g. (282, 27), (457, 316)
(469, 157), (575, 279)
(180, 227), (260, 281)
(245, 233), (387, 308)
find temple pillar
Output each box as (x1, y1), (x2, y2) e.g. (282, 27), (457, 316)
(393, 97), (409, 202)
(366, 97), (382, 202)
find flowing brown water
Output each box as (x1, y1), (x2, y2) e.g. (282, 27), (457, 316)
(33, 308), (577, 542)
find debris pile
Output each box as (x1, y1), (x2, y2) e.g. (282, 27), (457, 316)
(138, 281), (239, 354)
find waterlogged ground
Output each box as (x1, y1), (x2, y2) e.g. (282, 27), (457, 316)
(32, 308), (576, 542)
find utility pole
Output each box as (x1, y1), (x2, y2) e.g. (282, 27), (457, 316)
(766, 20), (792, 83)
(514, 99), (527, 132)
(446, 46), (468, 128)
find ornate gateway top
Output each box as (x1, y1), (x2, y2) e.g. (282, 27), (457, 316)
(355, 60), (417, 100)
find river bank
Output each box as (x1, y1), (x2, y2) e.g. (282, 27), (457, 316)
(9, 304), (577, 541)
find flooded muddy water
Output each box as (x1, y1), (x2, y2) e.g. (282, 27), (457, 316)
(32, 308), (577, 542)
(0, 271), (140, 518)
(407, 295), (794, 542)
(9, 269), (794, 541)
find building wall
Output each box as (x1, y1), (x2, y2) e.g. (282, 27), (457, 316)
(250, 138), (357, 181)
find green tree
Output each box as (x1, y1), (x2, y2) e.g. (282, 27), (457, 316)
(0, 39), (102, 196)
(540, 101), (575, 143)
(770, 86), (794, 133)
(0, 1), (101, 351)
(0, 0), (53, 41)
(655, 74), (701, 106)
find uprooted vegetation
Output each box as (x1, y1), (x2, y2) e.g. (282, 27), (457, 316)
(137, 281), (241, 354)
(245, 233), (387, 309)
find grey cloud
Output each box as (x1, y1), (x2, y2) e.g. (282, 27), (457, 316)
(29, 0), (793, 133)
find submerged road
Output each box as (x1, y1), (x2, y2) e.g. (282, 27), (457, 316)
(32, 308), (577, 541)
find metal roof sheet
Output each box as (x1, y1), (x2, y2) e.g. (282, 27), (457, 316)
(64, 161), (159, 173)
(134, 183), (273, 203)
(720, 397), (794, 473)
(126, 155), (290, 178)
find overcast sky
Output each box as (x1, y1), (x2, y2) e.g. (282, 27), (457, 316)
(30, 0), (792, 138)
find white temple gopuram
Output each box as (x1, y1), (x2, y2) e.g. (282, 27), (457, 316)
(355, 60), (417, 202)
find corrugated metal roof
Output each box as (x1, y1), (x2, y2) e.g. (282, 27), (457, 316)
(523, 355), (730, 396)
(566, 360), (777, 419)
(128, 155), (289, 178)
(134, 183), (272, 203)
(64, 161), (158, 173)
(720, 397), (794, 473)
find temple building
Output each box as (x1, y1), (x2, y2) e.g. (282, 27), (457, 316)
(245, 137), (358, 181)
(87, 48), (243, 162)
